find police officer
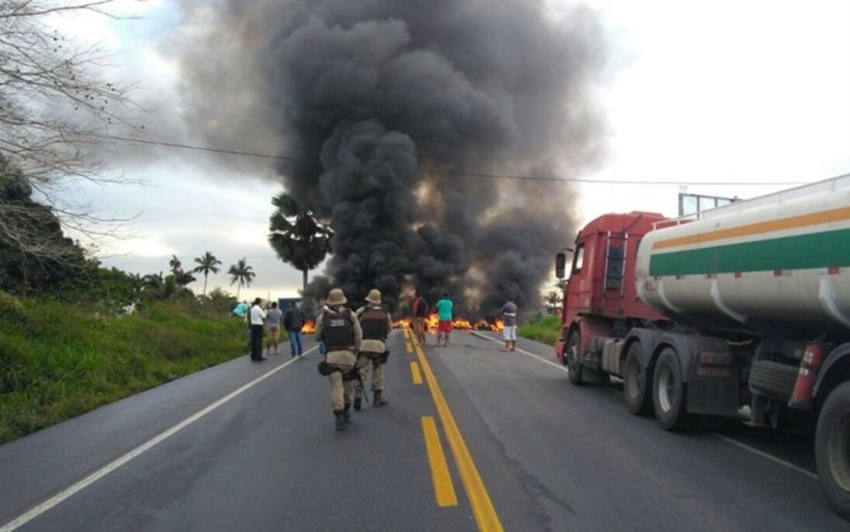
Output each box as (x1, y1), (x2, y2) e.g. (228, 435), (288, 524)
(315, 288), (362, 431)
(355, 289), (393, 409)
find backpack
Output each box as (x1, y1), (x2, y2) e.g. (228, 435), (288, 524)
(413, 297), (429, 318)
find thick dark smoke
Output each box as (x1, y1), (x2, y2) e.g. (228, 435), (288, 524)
(173, 0), (607, 317)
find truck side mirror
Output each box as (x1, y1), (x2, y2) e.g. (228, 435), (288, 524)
(555, 252), (566, 279)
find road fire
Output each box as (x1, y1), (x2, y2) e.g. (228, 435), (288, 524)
(393, 318), (412, 329)
(475, 319), (504, 332)
(314, 314), (502, 333)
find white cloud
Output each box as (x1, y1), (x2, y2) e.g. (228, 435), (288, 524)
(578, 0), (850, 221)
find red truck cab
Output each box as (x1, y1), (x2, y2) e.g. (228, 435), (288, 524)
(555, 211), (668, 366)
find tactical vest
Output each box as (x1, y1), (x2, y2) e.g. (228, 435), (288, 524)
(322, 309), (355, 351)
(360, 306), (390, 340)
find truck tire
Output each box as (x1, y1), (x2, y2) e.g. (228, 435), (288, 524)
(653, 347), (689, 431)
(624, 342), (652, 416)
(815, 382), (850, 520)
(565, 331), (584, 386)
(748, 360), (798, 401)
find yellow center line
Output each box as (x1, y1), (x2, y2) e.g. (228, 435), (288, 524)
(413, 341), (503, 532)
(410, 361), (423, 385)
(422, 416), (458, 507)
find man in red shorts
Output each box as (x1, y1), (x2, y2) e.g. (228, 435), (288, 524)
(434, 292), (453, 347)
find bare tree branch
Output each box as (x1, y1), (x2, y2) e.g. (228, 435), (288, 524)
(0, 0), (146, 262)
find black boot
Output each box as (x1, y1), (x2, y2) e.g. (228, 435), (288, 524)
(343, 404), (352, 424)
(373, 390), (388, 407)
(334, 410), (346, 431)
(353, 389), (362, 411)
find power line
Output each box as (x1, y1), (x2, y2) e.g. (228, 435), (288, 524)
(96, 133), (808, 187)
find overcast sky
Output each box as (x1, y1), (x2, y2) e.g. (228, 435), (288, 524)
(58, 0), (850, 301)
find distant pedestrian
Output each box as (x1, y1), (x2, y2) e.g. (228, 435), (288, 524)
(435, 292), (453, 347)
(355, 289), (393, 409)
(266, 301), (283, 355)
(249, 297), (267, 361)
(412, 291), (429, 346)
(315, 288), (362, 431)
(501, 298), (518, 352)
(315, 296), (330, 359)
(283, 301), (306, 357)
(232, 300), (248, 318)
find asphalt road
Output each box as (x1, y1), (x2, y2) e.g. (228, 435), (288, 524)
(0, 328), (847, 531)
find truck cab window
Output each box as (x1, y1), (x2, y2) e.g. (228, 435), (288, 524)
(572, 245), (585, 273)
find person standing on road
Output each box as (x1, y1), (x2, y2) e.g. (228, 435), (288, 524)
(315, 288), (362, 431)
(355, 289), (394, 409)
(501, 297), (518, 352)
(266, 301), (283, 355)
(283, 301), (306, 357)
(435, 292), (453, 347)
(411, 291), (429, 346)
(249, 297), (267, 361)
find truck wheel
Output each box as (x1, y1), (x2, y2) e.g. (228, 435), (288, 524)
(624, 342), (652, 416)
(815, 382), (850, 520)
(653, 347), (689, 431)
(565, 331), (584, 386)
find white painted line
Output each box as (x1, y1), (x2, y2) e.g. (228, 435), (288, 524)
(469, 331), (567, 371)
(713, 434), (820, 481)
(0, 354), (307, 532)
(471, 331), (820, 482)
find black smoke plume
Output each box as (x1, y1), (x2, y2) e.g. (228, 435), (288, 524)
(173, 0), (607, 317)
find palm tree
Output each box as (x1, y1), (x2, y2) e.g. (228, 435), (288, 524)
(268, 192), (333, 293)
(169, 255), (182, 277)
(192, 251), (222, 296)
(141, 271), (178, 301)
(174, 270), (196, 288)
(228, 258), (255, 299)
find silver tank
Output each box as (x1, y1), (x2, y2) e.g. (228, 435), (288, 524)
(635, 175), (850, 338)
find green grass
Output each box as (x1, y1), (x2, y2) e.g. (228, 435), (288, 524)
(0, 295), (247, 444)
(518, 314), (562, 346)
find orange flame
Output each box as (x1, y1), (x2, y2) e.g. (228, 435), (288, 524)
(473, 318), (504, 332)
(393, 318), (412, 329)
(452, 317), (472, 329)
(301, 319), (316, 335)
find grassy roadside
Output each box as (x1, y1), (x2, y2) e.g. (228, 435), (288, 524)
(0, 294), (247, 444)
(517, 314), (561, 347)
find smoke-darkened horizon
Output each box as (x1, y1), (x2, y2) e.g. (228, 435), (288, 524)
(172, 0), (608, 317)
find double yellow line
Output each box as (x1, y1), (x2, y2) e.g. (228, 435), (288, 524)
(405, 330), (503, 532)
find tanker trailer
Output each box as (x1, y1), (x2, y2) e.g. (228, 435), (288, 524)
(555, 174), (850, 518)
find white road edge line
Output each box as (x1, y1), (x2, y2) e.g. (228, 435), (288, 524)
(469, 331), (567, 371)
(470, 331), (820, 481)
(0, 353), (310, 532)
(713, 434), (820, 481)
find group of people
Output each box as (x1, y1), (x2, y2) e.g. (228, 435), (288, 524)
(234, 298), (309, 361)
(315, 288), (392, 431)
(236, 288), (520, 432)
(411, 292), (455, 347)
(412, 292), (519, 352)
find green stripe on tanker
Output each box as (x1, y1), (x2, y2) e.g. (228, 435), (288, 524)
(648, 228), (850, 277)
